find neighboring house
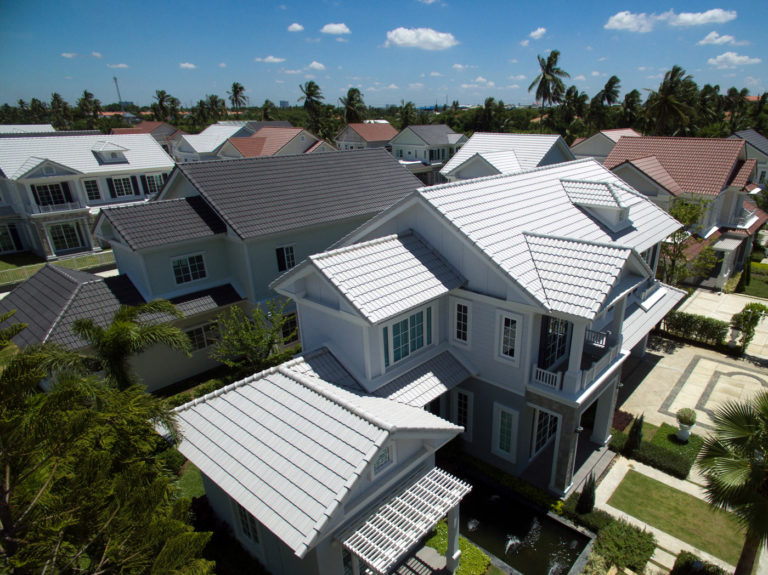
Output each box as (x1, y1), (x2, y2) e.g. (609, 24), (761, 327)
(604, 136), (768, 289)
(440, 133), (575, 181)
(112, 121), (185, 156)
(175, 354), (470, 575)
(389, 125), (467, 185)
(272, 159), (684, 500)
(335, 121), (399, 151)
(0, 130), (101, 138)
(174, 121), (292, 162)
(730, 129), (768, 185)
(570, 129), (642, 163)
(217, 127), (334, 159)
(0, 124), (56, 133)
(0, 134), (174, 259)
(0, 264), (243, 391)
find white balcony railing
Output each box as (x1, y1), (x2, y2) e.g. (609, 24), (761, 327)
(579, 344), (620, 390)
(531, 365), (562, 390)
(585, 329), (608, 348)
(736, 208), (756, 227)
(30, 201), (84, 214)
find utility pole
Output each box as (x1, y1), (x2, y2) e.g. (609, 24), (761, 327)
(113, 76), (124, 112)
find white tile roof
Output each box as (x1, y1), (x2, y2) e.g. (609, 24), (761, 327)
(622, 284), (686, 350)
(373, 351), (471, 406)
(441, 132), (567, 176)
(0, 124), (56, 133)
(419, 159), (682, 318)
(308, 231), (465, 324)
(283, 348), (365, 393)
(175, 364), (461, 558)
(525, 233), (632, 318)
(561, 179), (627, 209)
(0, 134), (174, 180)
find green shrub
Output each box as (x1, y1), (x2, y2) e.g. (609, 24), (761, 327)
(576, 473), (597, 514)
(632, 442), (691, 479)
(593, 519), (656, 572)
(671, 551), (728, 575)
(166, 392), (194, 408)
(582, 553), (610, 575)
(663, 311), (730, 346)
(649, 423), (703, 469)
(626, 414), (644, 453)
(676, 408), (697, 426)
(562, 494), (615, 533)
(193, 378), (226, 398)
(157, 447), (187, 475)
(752, 261), (768, 274)
(609, 431), (628, 453)
(425, 521), (490, 575)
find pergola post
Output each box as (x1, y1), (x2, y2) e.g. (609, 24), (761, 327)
(445, 504), (461, 574)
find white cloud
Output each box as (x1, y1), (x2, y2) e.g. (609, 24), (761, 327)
(276, 79), (285, 84)
(707, 51), (761, 69)
(179, 62), (196, 69)
(638, 66), (647, 71)
(666, 8), (737, 27)
(520, 39), (530, 47)
(336, 37), (348, 43)
(418, 0), (439, 3)
(585, 46), (593, 51)
(474, 76), (487, 83)
(509, 74), (526, 80)
(409, 82), (424, 89)
(61, 52), (77, 58)
(574, 75), (586, 81)
(385, 27), (458, 50)
(107, 63), (129, 69)
(509, 58), (518, 63)
(255, 55), (286, 63)
(308, 61), (325, 70)
(453, 63), (465, 70)
(605, 8), (737, 33)
(283, 69), (302, 74)
(288, 22), (304, 32)
(219, 62), (227, 68)
(304, 74), (316, 79)
(745, 76), (761, 88)
(507, 84), (520, 89)
(697, 31), (746, 46)
(591, 71), (600, 77)
(529, 27), (546, 40)
(598, 57), (608, 61)
(367, 83), (399, 92)
(278, 4), (286, 9)
(91, 51), (102, 59)
(430, 71), (442, 77)
(460, 83), (478, 89)
(321, 23), (351, 35)
(487, 81), (496, 87)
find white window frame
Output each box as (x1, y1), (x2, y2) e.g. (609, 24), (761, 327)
(275, 244), (296, 272)
(111, 176), (134, 197)
(186, 322), (218, 351)
(530, 406), (559, 459)
(34, 183), (67, 206)
(382, 305), (434, 368)
(0, 225), (19, 253)
(451, 389), (473, 442)
(48, 221), (86, 253)
(83, 179), (101, 202)
(495, 310), (523, 367)
(451, 298), (471, 347)
(491, 403), (519, 463)
(144, 173), (165, 196)
(371, 443), (396, 478)
(172, 253), (207, 284)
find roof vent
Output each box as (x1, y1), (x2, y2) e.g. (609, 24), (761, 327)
(561, 179), (633, 232)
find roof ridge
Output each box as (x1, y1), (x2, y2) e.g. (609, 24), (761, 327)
(523, 230), (633, 253)
(41, 268), (101, 343)
(521, 234), (550, 310)
(309, 231), (410, 262)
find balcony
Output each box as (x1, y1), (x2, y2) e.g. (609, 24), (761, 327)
(530, 329), (620, 394)
(736, 207), (757, 228)
(29, 201), (84, 215)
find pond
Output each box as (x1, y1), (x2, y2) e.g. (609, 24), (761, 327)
(460, 486), (590, 575)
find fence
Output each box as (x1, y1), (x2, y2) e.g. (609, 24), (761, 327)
(0, 250), (115, 287)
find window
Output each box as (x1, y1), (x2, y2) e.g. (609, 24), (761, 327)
(760, 170), (766, 184)
(234, 501), (260, 543)
(382, 307), (432, 367)
(453, 300), (470, 344)
(83, 180), (101, 201)
(32, 183), (67, 206)
(187, 323), (217, 351)
(49, 222), (85, 252)
(275, 245), (295, 272)
(373, 445), (393, 474)
(111, 177), (134, 197)
(143, 174), (165, 196)
(492, 403), (519, 463)
(172, 254), (206, 284)
(452, 389), (473, 441)
(281, 313), (298, 343)
(0, 225), (21, 253)
(539, 316), (570, 370)
(532, 408), (558, 456)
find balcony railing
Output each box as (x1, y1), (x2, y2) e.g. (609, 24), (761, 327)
(736, 207), (756, 227)
(29, 201), (84, 214)
(530, 334), (619, 394)
(532, 365), (562, 390)
(578, 344), (620, 391)
(585, 329), (607, 348)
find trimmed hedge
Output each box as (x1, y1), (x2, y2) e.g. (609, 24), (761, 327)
(649, 423), (703, 470)
(632, 442), (691, 479)
(562, 493), (615, 533)
(671, 551), (728, 575)
(662, 311), (730, 346)
(593, 519), (656, 572)
(609, 431), (628, 454)
(609, 423), (702, 479)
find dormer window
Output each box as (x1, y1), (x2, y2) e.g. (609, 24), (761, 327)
(382, 306), (433, 368)
(91, 141), (129, 164)
(373, 445), (392, 475)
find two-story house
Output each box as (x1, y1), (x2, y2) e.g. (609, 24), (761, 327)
(174, 121), (292, 162)
(335, 121), (399, 151)
(216, 126), (335, 158)
(270, 159), (684, 499)
(604, 136), (768, 288)
(389, 125), (467, 185)
(112, 120), (186, 155)
(570, 129), (642, 164)
(439, 133), (575, 181)
(730, 129), (768, 185)
(0, 134), (174, 259)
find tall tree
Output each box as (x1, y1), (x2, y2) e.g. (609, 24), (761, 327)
(227, 82), (248, 113)
(204, 94), (226, 121)
(261, 99), (276, 121)
(49, 92), (70, 129)
(657, 197), (709, 286)
(152, 89), (173, 122)
(299, 81), (324, 132)
(76, 90), (101, 129)
(70, 300), (191, 390)
(724, 86), (750, 132)
(620, 89), (642, 128)
(528, 50), (570, 132)
(698, 391), (768, 575)
(339, 87), (366, 123)
(644, 65), (694, 136)
(397, 100), (416, 130)
(599, 75), (622, 107)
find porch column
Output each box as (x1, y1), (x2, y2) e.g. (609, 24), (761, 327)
(446, 504), (461, 574)
(563, 322), (586, 394)
(590, 376), (618, 445)
(609, 296), (627, 348)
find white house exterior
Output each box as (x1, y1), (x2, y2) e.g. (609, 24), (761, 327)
(0, 134), (174, 259)
(174, 121), (292, 162)
(389, 125), (467, 185)
(570, 129), (642, 164)
(730, 129), (768, 186)
(217, 127), (334, 158)
(272, 159), (685, 498)
(335, 122), (399, 151)
(440, 133), (575, 181)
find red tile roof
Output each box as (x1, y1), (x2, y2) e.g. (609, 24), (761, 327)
(112, 121), (168, 135)
(605, 136), (747, 197)
(627, 156), (684, 196)
(346, 123), (399, 143)
(250, 127), (304, 155)
(729, 159), (757, 189)
(227, 137), (267, 157)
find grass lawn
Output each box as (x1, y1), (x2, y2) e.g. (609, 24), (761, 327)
(176, 461), (205, 499)
(425, 520), (490, 575)
(608, 470), (743, 565)
(0, 252), (44, 271)
(743, 274), (768, 299)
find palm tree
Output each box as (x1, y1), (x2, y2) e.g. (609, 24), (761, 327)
(599, 76), (622, 107)
(339, 87), (366, 123)
(205, 94), (226, 121)
(528, 51), (570, 132)
(50, 92), (70, 129)
(153, 90), (172, 121)
(724, 87), (750, 132)
(698, 391), (768, 575)
(620, 89), (642, 127)
(644, 65), (694, 136)
(398, 100), (416, 129)
(261, 99), (276, 121)
(227, 82), (248, 113)
(71, 300), (191, 390)
(299, 81), (324, 132)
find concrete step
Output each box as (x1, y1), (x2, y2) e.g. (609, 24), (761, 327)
(650, 546), (677, 572)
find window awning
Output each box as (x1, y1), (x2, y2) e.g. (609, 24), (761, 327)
(341, 467), (471, 575)
(713, 236), (744, 252)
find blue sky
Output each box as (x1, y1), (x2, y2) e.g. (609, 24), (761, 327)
(1, 0), (765, 109)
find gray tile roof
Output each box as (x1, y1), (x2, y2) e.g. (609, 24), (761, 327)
(441, 133), (570, 175)
(732, 129), (768, 156)
(0, 264), (241, 350)
(404, 124), (462, 146)
(174, 364), (461, 558)
(283, 348), (365, 393)
(100, 196), (226, 251)
(175, 149), (421, 240)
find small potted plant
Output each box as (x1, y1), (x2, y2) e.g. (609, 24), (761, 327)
(676, 408), (697, 442)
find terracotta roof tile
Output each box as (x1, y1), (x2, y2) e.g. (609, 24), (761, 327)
(227, 137), (267, 157)
(729, 159), (757, 189)
(604, 136), (746, 197)
(346, 123), (399, 143)
(627, 156), (684, 196)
